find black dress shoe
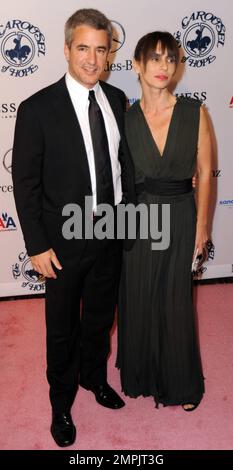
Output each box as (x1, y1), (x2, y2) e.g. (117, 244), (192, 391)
(81, 382), (125, 409)
(51, 412), (76, 447)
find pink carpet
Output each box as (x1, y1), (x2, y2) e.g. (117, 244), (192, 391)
(0, 284), (232, 450)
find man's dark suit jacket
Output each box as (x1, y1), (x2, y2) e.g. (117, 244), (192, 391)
(12, 76), (136, 258)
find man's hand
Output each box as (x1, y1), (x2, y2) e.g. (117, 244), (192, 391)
(30, 248), (62, 279)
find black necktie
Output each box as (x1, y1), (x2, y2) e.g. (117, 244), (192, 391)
(88, 90), (115, 206)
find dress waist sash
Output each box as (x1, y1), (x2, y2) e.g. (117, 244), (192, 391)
(135, 178), (192, 196)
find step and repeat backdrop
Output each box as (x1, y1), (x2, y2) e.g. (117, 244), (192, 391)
(1, 0), (233, 296)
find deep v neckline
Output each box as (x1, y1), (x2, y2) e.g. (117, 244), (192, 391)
(138, 98), (178, 158)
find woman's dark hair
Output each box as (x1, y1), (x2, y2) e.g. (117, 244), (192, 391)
(134, 31), (179, 66)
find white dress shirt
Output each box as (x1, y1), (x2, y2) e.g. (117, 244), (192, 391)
(65, 72), (123, 210)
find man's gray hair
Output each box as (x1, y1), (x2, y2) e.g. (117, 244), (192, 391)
(65, 8), (112, 49)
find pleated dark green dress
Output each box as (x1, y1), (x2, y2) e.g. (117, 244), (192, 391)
(117, 96), (205, 406)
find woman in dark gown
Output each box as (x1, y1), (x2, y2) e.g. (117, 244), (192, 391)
(117, 32), (212, 410)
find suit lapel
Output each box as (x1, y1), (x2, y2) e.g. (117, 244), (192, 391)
(51, 76), (92, 186)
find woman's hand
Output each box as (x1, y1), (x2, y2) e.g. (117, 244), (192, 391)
(194, 225), (209, 257)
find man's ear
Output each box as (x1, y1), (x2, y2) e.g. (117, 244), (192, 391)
(64, 43), (70, 62)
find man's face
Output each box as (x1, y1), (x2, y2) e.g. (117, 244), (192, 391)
(64, 24), (109, 88)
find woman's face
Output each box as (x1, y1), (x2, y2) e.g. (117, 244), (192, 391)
(134, 42), (177, 91)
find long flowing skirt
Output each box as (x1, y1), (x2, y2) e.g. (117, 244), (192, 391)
(117, 193), (204, 406)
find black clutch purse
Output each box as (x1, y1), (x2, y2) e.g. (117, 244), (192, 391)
(192, 239), (214, 276)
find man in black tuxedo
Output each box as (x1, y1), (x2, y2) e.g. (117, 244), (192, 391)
(12, 9), (135, 447)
